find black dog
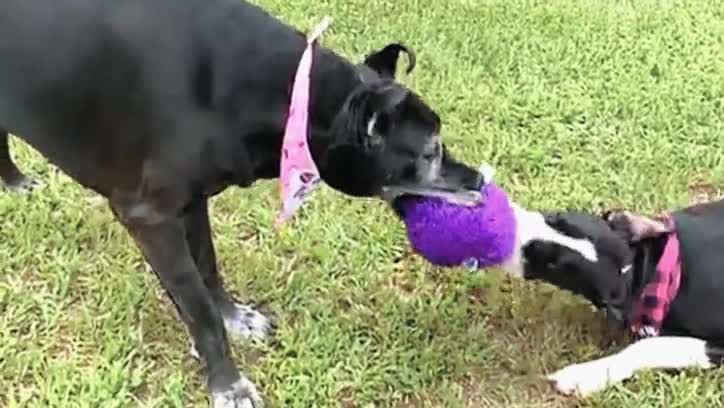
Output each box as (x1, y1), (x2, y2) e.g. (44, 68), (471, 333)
(0, 1), (483, 406)
(520, 200), (724, 396)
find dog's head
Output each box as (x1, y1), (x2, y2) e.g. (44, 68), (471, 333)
(319, 44), (483, 204)
(521, 210), (644, 324)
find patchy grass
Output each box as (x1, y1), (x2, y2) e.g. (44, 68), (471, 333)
(2, 0), (724, 406)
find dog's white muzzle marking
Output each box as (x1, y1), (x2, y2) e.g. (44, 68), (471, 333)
(513, 204), (598, 260)
(500, 203), (599, 278)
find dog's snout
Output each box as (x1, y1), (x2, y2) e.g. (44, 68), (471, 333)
(436, 155), (484, 192)
(465, 170), (484, 191)
(451, 166), (484, 192)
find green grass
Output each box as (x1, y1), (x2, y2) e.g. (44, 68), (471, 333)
(2, 0), (724, 406)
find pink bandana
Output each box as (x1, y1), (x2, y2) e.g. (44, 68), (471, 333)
(630, 213), (682, 338)
(276, 17), (331, 228)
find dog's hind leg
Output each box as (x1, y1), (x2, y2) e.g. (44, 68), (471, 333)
(111, 194), (263, 408)
(183, 199), (271, 345)
(0, 130), (42, 192)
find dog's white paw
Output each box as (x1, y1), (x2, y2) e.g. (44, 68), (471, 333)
(212, 375), (264, 408)
(222, 303), (271, 341)
(547, 359), (632, 397)
(189, 304), (270, 358)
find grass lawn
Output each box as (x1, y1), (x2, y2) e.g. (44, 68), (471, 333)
(2, 0), (724, 406)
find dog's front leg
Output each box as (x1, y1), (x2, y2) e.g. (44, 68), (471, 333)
(183, 199), (271, 346)
(111, 198), (263, 408)
(547, 336), (714, 397)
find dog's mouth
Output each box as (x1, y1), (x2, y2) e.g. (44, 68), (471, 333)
(381, 162), (486, 206)
(380, 184), (483, 206)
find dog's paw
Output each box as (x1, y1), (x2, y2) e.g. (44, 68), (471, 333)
(212, 375), (264, 408)
(3, 174), (43, 193)
(546, 359), (632, 397)
(222, 303), (271, 341)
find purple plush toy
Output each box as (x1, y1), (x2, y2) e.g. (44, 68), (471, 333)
(396, 173), (518, 269)
(395, 164), (602, 274)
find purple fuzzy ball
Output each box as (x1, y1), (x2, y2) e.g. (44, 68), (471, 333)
(396, 182), (517, 268)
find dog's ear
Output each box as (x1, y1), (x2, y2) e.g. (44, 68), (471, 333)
(362, 84), (408, 149)
(606, 211), (670, 242)
(363, 43), (416, 79)
(371, 83), (409, 113)
(327, 83), (408, 154)
(320, 83), (410, 196)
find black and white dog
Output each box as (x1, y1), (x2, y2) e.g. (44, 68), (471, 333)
(0, 1), (484, 406)
(519, 200), (724, 396)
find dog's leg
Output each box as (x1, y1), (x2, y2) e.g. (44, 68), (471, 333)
(547, 336), (715, 396)
(0, 131), (42, 192)
(111, 197), (263, 408)
(183, 199), (271, 349)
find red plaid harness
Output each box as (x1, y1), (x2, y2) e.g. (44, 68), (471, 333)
(630, 213), (682, 338)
